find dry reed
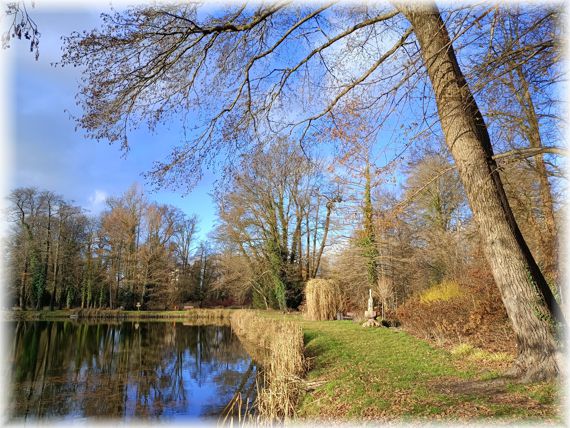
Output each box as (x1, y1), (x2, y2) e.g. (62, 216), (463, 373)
(304, 278), (341, 321)
(9, 308), (234, 322)
(230, 310), (305, 423)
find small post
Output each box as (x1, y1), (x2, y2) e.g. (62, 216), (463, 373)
(136, 302), (141, 311)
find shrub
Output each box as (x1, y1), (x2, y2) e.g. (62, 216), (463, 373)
(419, 280), (461, 304)
(397, 268), (515, 353)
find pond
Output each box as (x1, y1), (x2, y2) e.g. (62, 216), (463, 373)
(9, 320), (258, 422)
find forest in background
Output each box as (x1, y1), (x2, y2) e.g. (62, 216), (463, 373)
(6, 122), (562, 319)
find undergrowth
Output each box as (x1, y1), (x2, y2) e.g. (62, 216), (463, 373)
(397, 268), (516, 353)
(419, 280), (461, 304)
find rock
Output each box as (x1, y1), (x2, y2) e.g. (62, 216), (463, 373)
(362, 318), (381, 328)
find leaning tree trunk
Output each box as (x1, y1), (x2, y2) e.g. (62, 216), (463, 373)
(397, 3), (560, 381)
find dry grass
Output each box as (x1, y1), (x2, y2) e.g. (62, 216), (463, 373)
(230, 310), (305, 423)
(451, 343), (513, 364)
(419, 280), (461, 304)
(8, 308), (234, 321)
(305, 279), (341, 321)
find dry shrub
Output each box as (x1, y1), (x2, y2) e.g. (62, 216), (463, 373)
(419, 280), (461, 304)
(396, 268), (515, 353)
(230, 310), (305, 423)
(305, 278), (341, 321)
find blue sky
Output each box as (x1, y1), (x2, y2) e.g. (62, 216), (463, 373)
(4, 4), (409, 244)
(7, 6), (218, 241)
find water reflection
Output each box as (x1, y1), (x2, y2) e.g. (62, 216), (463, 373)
(9, 321), (257, 421)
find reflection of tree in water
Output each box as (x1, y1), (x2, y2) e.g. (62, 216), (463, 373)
(9, 321), (257, 421)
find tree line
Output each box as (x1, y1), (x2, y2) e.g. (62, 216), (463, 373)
(7, 185), (206, 310)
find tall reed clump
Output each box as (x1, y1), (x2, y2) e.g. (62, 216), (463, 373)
(230, 311), (305, 423)
(304, 278), (341, 321)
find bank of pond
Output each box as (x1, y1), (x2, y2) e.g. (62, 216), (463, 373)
(5, 309), (561, 424)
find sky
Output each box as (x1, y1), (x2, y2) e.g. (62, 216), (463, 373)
(1, 3), (407, 245)
(3, 5), (218, 241)
(3, 2), (564, 248)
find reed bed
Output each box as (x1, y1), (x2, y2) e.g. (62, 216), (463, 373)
(8, 308), (233, 321)
(230, 310), (305, 423)
(304, 278), (341, 321)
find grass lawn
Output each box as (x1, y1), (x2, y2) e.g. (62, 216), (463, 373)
(256, 311), (562, 423)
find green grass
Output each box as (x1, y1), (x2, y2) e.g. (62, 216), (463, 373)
(254, 311), (561, 422)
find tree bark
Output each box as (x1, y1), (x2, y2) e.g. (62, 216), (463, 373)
(363, 159), (379, 287)
(305, 209), (311, 280)
(311, 199), (336, 278)
(513, 65), (558, 280)
(38, 201), (52, 310)
(397, 3), (560, 381)
(20, 258), (28, 310)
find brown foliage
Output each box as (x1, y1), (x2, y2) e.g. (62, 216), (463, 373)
(396, 267), (515, 353)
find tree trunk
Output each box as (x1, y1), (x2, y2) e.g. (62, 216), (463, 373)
(49, 218), (62, 311)
(397, 3), (560, 381)
(20, 257), (28, 309)
(305, 211), (311, 280)
(38, 203), (52, 310)
(311, 200), (334, 278)
(513, 65), (558, 280)
(363, 159), (379, 288)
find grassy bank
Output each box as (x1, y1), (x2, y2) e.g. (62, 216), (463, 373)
(300, 323), (560, 422)
(254, 311), (561, 423)
(7, 308), (561, 423)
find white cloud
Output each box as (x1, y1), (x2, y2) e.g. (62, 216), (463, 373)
(87, 189), (108, 214)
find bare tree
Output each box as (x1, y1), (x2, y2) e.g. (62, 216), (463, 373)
(2, 1), (40, 59)
(469, 7), (563, 283)
(214, 139), (339, 309)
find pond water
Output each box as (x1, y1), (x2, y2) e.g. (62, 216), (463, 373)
(9, 320), (257, 422)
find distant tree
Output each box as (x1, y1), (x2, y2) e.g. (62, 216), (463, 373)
(402, 152), (468, 284)
(51, 202), (82, 310)
(8, 187), (54, 309)
(214, 139), (340, 309)
(138, 203), (179, 309)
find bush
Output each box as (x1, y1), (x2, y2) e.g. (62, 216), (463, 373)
(396, 268), (515, 353)
(419, 280), (461, 304)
